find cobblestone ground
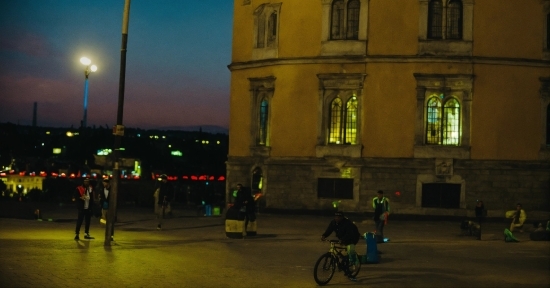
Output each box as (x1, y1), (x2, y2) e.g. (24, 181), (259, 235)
(0, 208), (549, 287)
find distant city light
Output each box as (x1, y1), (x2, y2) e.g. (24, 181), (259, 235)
(97, 149), (112, 155)
(53, 148), (62, 154)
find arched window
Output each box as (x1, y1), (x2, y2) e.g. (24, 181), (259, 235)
(331, 0), (360, 40)
(331, 0), (345, 40)
(345, 97), (358, 144)
(259, 99), (269, 145)
(428, 0), (443, 39)
(267, 12), (277, 46)
(426, 97), (442, 144)
(446, 0), (463, 39)
(329, 98), (343, 143)
(443, 98), (460, 145)
(427, 0), (463, 40)
(426, 95), (461, 146)
(328, 96), (358, 145)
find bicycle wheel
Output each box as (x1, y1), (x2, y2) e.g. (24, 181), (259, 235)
(348, 255), (361, 277)
(313, 252), (336, 286)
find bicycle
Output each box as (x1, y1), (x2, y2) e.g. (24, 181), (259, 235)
(313, 239), (361, 285)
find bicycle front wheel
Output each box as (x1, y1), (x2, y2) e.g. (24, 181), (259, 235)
(313, 252), (336, 286)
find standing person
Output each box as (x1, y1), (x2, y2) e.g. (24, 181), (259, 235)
(475, 200), (485, 224)
(98, 178), (114, 241)
(234, 184), (256, 232)
(73, 178), (95, 240)
(508, 203), (527, 233)
(321, 211), (360, 282)
(372, 190), (390, 243)
(156, 175), (173, 230)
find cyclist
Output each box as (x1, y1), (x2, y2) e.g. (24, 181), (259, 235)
(321, 211), (360, 281)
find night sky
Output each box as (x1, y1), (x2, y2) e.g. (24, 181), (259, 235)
(0, 0), (233, 130)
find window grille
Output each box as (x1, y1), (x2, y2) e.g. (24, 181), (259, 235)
(329, 98), (343, 143)
(426, 97), (442, 144)
(446, 0), (463, 39)
(428, 0), (442, 39)
(346, 0), (360, 40)
(331, 0), (345, 40)
(345, 97), (358, 144)
(442, 98), (460, 145)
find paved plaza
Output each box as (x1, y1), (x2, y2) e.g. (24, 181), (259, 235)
(0, 205), (549, 287)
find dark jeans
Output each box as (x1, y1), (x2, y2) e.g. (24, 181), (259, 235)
(75, 209), (92, 235)
(375, 219), (385, 238)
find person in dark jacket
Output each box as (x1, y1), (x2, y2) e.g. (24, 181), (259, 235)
(234, 184), (256, 231)
(156, 175), (173, 230)
(372, 190), (390, 242)
(73, 178), (95, 240)
(321, 211), (360, 281)
(98, 178), (115, 240)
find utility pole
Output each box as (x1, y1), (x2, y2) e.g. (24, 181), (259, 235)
(106, 0), (131, 246)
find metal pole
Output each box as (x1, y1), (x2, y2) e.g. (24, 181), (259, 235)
(105, 0), (131, 246)
(82, 71), (89, 128)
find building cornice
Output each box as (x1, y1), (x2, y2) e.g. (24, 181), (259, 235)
(228, 55), (550, 71)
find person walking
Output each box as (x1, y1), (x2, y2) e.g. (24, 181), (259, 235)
(73, 177), (95, 240)
(321, 211), (361, 281)
(372, 190), (390, 243)
(98, 178), (115, 241)
(156, 175), (173, 230)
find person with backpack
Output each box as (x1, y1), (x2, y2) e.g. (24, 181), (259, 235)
(321, 211), (360, 281)
(372, 190), (390, 243)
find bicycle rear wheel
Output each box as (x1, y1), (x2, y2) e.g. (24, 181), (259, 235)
(313, 252), (336, 286)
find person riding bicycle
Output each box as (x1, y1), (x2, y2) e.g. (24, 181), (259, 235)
(321, 211), (361, 281)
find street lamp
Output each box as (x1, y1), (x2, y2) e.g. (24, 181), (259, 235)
(80, 57), (97, 128)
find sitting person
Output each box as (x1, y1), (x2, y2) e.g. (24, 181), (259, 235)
(507, 203), (526, 233)
(529, 220), (550, 241)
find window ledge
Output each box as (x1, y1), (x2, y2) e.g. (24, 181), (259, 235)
(251, 47), (278, 61)
(316, 145), (362, 158)
(320, 40), (366, 56)
(414, 145), (470, 159)
(418, 40), (472, 56)
(250, 146), (271, 157)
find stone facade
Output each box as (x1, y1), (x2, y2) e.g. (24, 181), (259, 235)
(227, 0), (550, 218)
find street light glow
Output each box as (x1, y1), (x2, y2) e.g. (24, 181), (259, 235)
(90, 65), (97, 72)
(80, 57), (91, 65)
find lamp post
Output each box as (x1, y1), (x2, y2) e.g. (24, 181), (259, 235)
(79, 57), (97, 129)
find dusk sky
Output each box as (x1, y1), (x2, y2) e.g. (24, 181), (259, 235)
(0, 0), (233, 130)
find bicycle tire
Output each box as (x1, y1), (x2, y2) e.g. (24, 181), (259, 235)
(313, 252), (336, 286)
(348, 255), (361, 277)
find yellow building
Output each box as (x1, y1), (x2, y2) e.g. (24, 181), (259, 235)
(227, 0), (550, 217)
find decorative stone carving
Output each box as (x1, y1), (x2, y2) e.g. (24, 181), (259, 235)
(435, 158), (453, 176)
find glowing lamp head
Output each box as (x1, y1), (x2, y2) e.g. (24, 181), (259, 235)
(90, 65), (97, 72)
(80, 57), (91, 65)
